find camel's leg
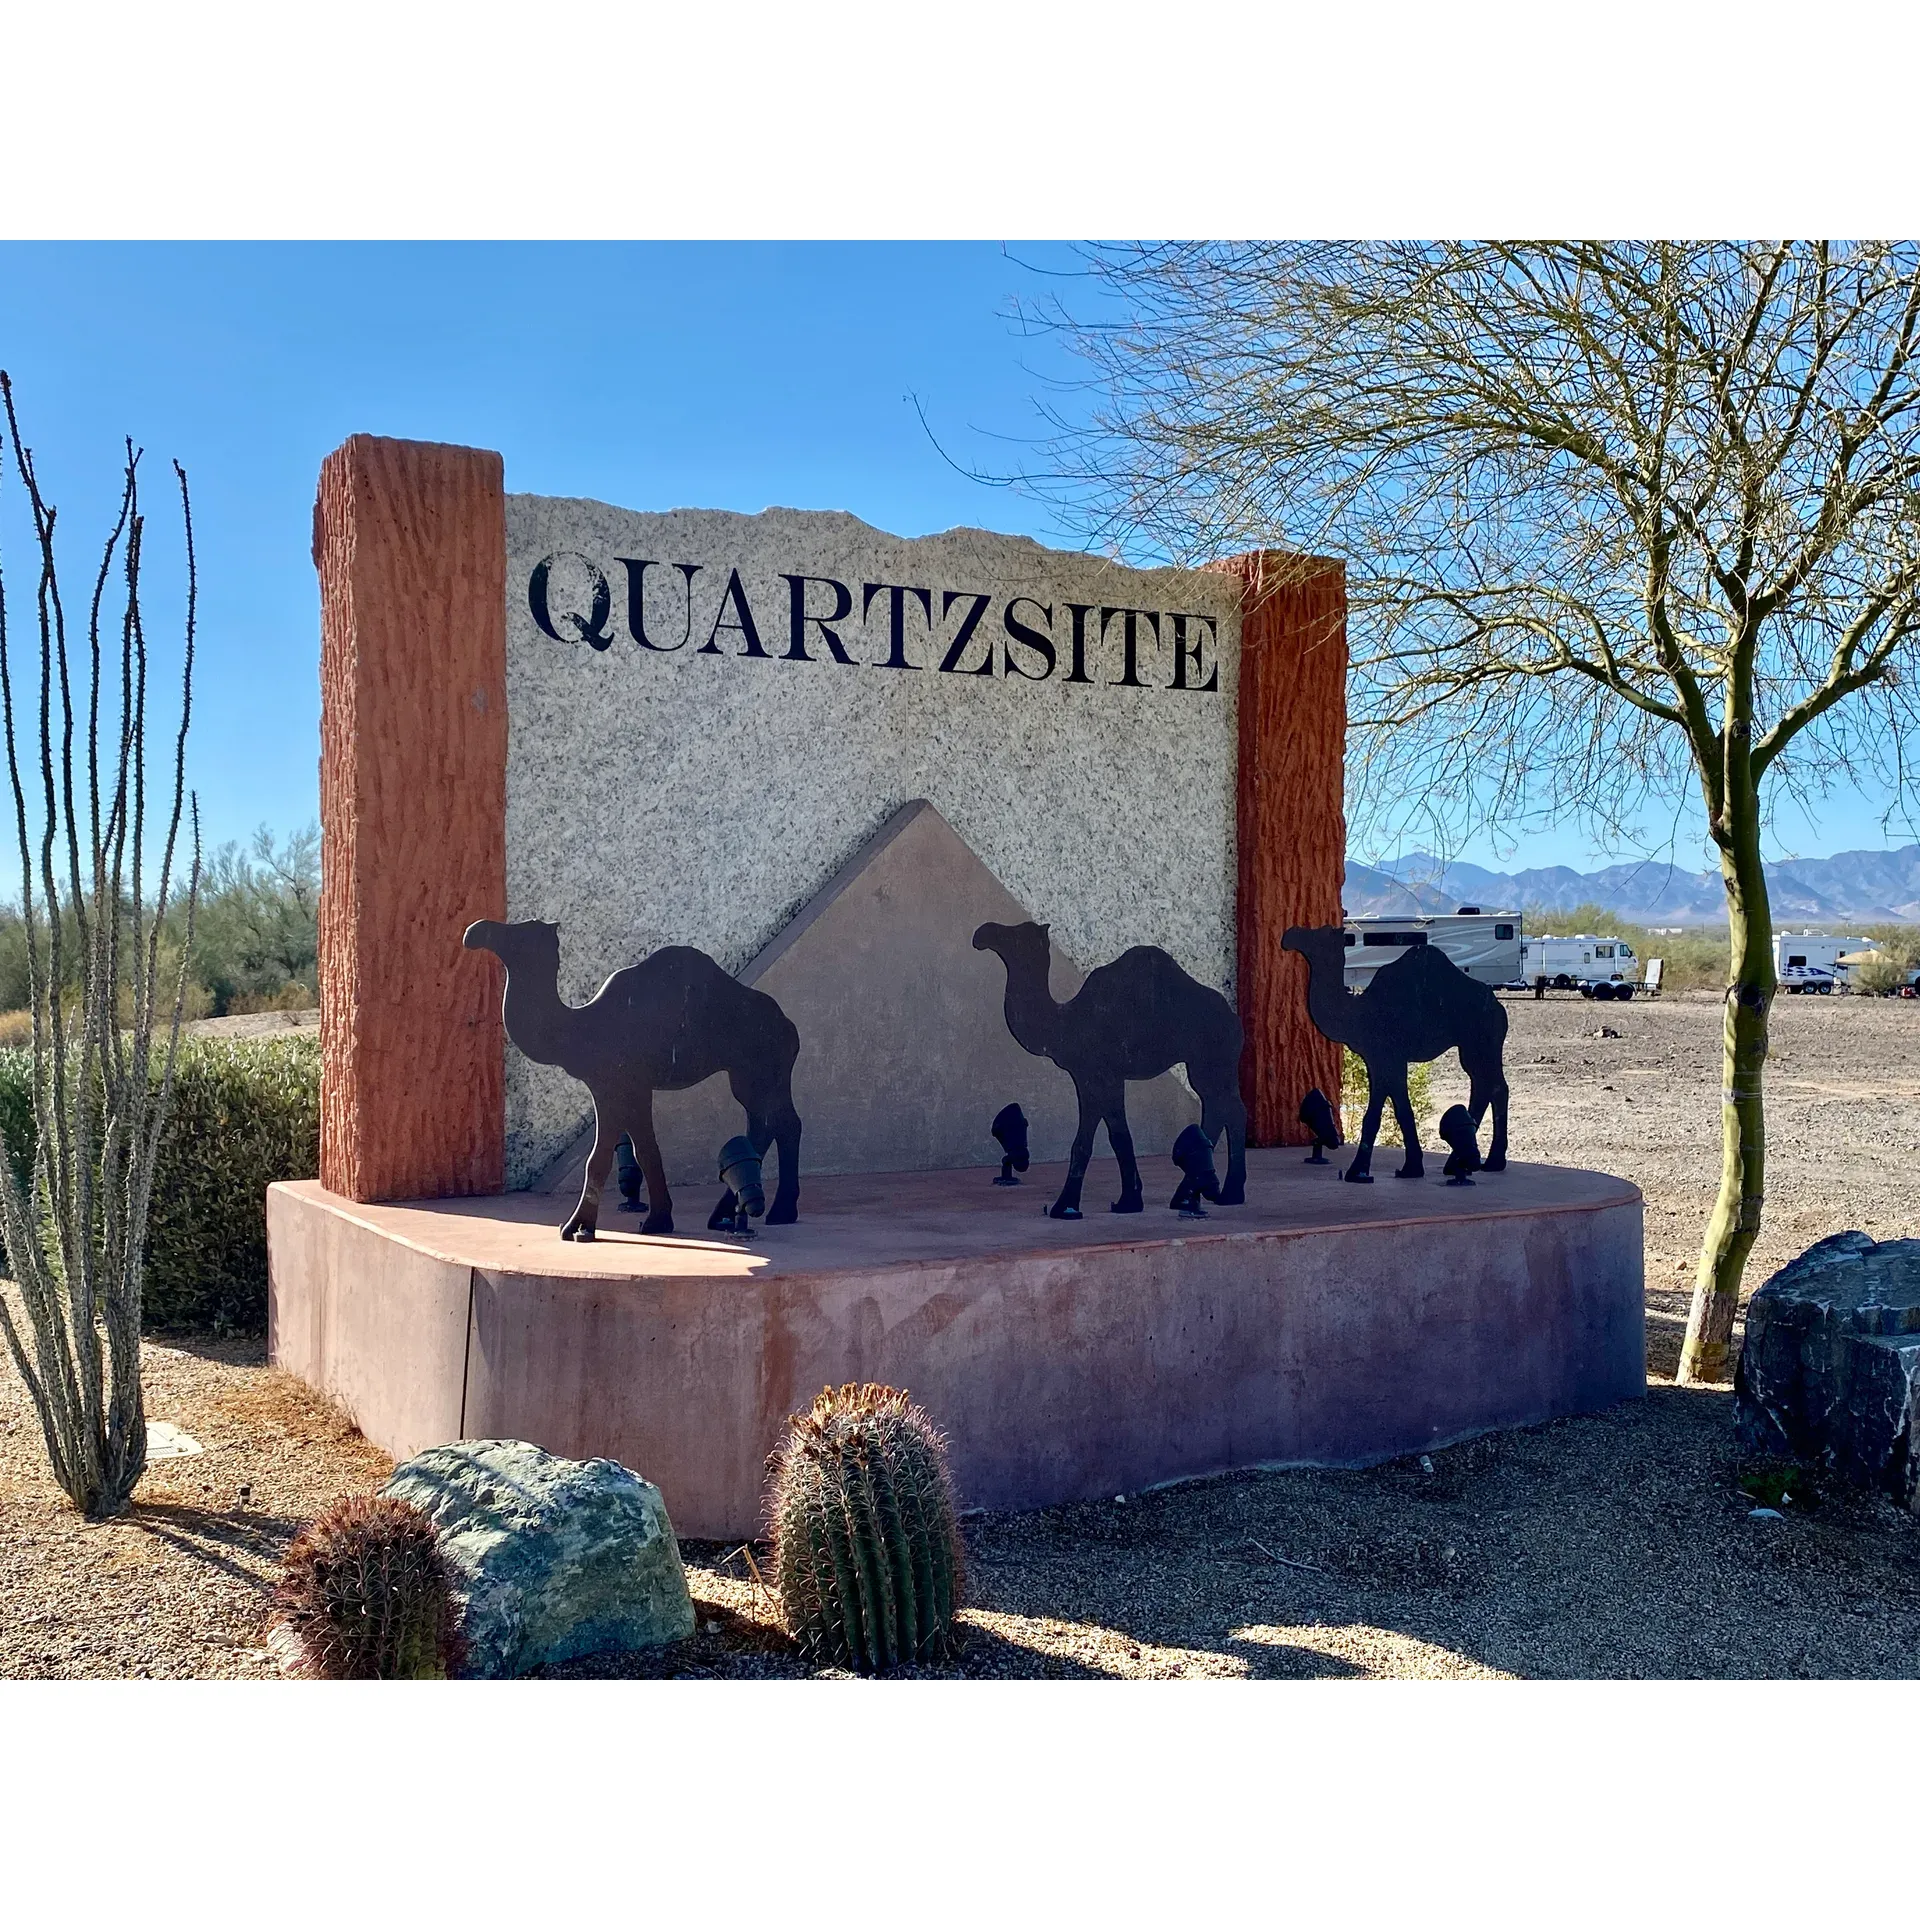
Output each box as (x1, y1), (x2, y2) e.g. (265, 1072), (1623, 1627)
(1465, 1057), (1510, 1172)
(1201, 1082), (1248, 1205)
(561, 1108), (620, 1241)
(1344, 1083), (1386, 1183)
(626, 1102), (675, 1236)
(1050, 1083), (1103, 1219)
(1105, 1095), (1143, 1213)
(734, 1063), (802, 1225)
(1390, 1075), (1426, 1178)
(760, 1102), (802, 1225)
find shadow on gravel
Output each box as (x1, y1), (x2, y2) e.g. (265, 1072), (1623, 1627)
(952, 1386), (1920, 1681)
(120, 1501), (300, 1592)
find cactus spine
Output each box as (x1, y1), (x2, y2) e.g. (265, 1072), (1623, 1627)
(770, 1382), (965, 1671)
(273, 1493), (465, 1679)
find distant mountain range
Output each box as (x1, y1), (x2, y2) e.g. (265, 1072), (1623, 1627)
(1342, 845), (1920, 925)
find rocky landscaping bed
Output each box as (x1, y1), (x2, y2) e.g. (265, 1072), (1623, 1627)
(4, 992), (1918, 1679)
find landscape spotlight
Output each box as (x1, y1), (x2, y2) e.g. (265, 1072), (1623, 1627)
(1439, 1105), (1483, 1186)
(1168, 1123), (1221, 1218)
(1299, 1087), (1343, 1165)
(709, 1134), (766, 1235)
(990, 1102), (1030, 1186)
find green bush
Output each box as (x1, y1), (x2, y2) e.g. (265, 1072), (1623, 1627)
(0, 1033), (318, 1335)
(1341, 1046), (1433, 1144)
(1849, 956), (1908, 996)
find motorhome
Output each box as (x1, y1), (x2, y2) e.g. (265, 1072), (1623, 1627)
(1773, 931), (1872, 994)
(1516, 934), (1643, 999)
(1341, 908), (1525, 990)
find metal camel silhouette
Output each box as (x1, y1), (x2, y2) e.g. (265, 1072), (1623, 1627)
(972, 920), (1246, 1219)
(463, 919), (802, 1239)
(1282, 924), (1508, 1182)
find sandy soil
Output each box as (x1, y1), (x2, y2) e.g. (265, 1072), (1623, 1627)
(4, 991), (1917, 1680)
(178, 1007), (320, 1043)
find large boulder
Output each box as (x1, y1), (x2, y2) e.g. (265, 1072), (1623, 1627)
(1735, 1232), (1920, 1512)
(382, 1439), (697, 1676)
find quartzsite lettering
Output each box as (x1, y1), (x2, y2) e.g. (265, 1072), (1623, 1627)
(527, 553), (1221, 692)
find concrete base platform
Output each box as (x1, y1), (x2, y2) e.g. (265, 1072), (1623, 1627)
(267, 1153), (1645, 1540)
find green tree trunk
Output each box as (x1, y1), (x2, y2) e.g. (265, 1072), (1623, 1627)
(1678, 776), (1773, 1385)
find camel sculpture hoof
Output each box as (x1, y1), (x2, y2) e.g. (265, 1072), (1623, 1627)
(1394, 1165), (1426, 1180)
(765, 1199), (798, 1226)
(562, 1219), (595, 1242)
(640, 1211), (676, 1237)
(1219, 1182), (1245, 1206)
(1483, 1154), (1507, 1172)
(1110, 1191), (1144, 1214)
(1049, 1201), (1083, 1220)
(1342, 1168), (1374, 1185)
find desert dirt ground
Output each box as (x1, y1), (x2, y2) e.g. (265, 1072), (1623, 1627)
(3, 991), (1918, 1679)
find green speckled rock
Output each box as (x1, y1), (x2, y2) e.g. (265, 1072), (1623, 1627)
(383, 1439), (696, 1676)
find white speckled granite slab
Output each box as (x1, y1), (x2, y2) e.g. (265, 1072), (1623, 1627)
(502, 497), (1240, 1186)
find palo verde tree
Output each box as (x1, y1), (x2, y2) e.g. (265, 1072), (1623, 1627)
(0, 373), (201, 1516)
(1021, 242), (1920, 1383)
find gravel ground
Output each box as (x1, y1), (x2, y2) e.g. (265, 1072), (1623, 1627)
(4, 991), (1918, 1680)
(1427, 990), (1920, 1377)
(177, 1007), (319, 1043)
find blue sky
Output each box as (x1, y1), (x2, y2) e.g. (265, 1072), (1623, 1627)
(0, 240), (1909, 881)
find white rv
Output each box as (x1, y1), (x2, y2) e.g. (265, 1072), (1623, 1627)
(1341, 909), (1525, 990)
(1516, 935), (1642, 999)
(1773, 931), (1871, 994)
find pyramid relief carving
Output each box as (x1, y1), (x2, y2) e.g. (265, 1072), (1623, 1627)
(535, 799), (1201, 1195)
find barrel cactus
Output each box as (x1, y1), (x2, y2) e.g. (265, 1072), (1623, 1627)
(273, 1493), (465, 1679)
(770, 1383), (965, 1671)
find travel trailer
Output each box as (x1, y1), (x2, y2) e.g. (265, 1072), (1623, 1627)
(1774, 931), (1873, 994)
(1341, 908), (1525, 990)
(1516, 934), (1643, 999)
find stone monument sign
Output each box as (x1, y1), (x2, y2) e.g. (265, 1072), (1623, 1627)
(311, 436), (1346, 1203)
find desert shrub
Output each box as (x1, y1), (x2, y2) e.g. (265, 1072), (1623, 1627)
(180, 826), (319, 1016)
(1341, 1047), (1433, 1144)
(1523, 899), (1730, 991)
(225, 980), (316, 1016)
(144, 1035), (320, 1331)
(0, 1032), (319, 1333)
(1849, 956), (1908, 996)
(0, 1009), (29, 1050)
(1521, 902), (1642, 940)
(0, 1045), (33, 1181)
(769, 1382), (965, 1672)
(1841, 924), (1920, 989)
(274, 1493), (465, 1679)
(1636, 927), (1731, 992)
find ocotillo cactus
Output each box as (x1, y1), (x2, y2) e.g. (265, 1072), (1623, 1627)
(769, 1383), (965, 1672)
(273, 1493), (465, 1679)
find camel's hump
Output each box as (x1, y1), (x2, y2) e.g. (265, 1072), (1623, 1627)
(1361, 942), (1482, 993)
(587, 944), (740, 1004)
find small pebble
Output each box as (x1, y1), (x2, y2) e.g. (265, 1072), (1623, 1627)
(1747, 1507), (1786, 1521)
(1114, 1494), (1126, 1505)
(1419, 1455), (1434, 1474)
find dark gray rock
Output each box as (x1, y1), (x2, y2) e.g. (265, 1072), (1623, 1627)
(1735, 1231), (1920, 1512)
(382, 1438), (697, 1677)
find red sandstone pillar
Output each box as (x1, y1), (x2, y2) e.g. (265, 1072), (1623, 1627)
(1221, 553), (1348, 1146)
(314, 436), (508, 1200)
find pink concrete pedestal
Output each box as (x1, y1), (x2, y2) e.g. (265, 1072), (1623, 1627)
(267, 1152), (1644, 1540)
